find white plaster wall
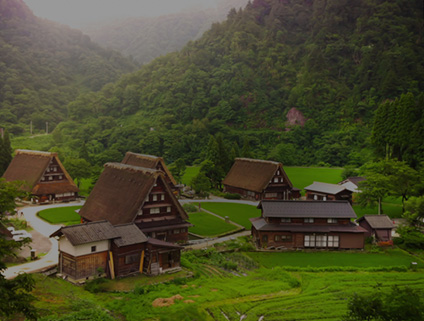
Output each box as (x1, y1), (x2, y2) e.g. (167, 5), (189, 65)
(59, 237), (109, 257)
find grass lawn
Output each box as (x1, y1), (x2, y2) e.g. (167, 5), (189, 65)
(181, 166), (200, 186)
(353, 202), (403, 219)
(246, 248), (423, 268)
(38, 206), (82, 225)
(199, 202), (260, 229)
(284, 166), (343, 190)
(188, 211), (239, 237)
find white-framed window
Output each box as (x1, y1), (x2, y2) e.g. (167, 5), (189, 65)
(160, 194), (165, 201)
(323, 196), (327, 201)
(304, 218), (314, 223)
(167, 206), (171, 213)
(59, 175), (63, 180)
(304, 235), (315, 247)
(150, 208), (160, 214)
(277, 170), (280, 175)
(53, 167), (57, 172)
(48, 176), (53, 181)
(274, 235), (280, 241)
(41, 177), (45, 181)
(153, 194), (158, 202)
(274, 177), (278, 183)
(316, 235), (327, 247)
(137, 209), (143, 216)
(281, 235), (292, 242)
(327, 218), (337, 223)
(328, 235), (339, 247)
(281, 218), (291, 223)
(313, 194), (318, 200)
(46, 168), (50, 173)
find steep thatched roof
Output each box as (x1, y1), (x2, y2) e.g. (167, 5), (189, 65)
(2, 149), (78, 194)
(121, 152), (177, 186)
(222, 158), (292, 193)
(79, 163), (187, 226)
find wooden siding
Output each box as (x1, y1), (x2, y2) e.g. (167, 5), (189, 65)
(61, 251), (108, 281)
(111, 243), (145, 278)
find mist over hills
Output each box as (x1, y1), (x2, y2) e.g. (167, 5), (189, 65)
(0, 0), (137, 134)
(81, 0), (249, 65)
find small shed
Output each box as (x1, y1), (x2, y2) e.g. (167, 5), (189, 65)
(356, 215), (394, 241)
(304, 181), (353, 203)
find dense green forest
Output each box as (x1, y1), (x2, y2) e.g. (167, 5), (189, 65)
(0, 0), (137, 135)
(6, 0), (424, 169)
(83, 0), (249, 65)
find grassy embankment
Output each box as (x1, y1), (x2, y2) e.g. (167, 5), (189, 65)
(37, 206), (82, 226)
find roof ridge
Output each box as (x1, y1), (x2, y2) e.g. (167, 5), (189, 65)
(105, 162), (162, 175)
(126, 151), (161, 160)
(235, 157), (280, 165)
(16, 149), (56, 157)
(60, 220), (110, 230)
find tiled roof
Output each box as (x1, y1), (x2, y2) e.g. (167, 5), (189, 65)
(357, 215), (394, 229)
(50, 221), (118, 245)
(250, 217), (366, 233)
(304, 182), (347, 195)
(222, 158), (292, 193)
(113, 224), (148, 247)
(258, 200), (357, 219)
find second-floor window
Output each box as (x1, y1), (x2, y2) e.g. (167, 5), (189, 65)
(327, 218), (337, 223)
(150, 208), (160, 214)
(281, 218), (291, 223)
(304, 218), (314, 223)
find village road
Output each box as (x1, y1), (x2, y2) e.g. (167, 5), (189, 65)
(4, 201), (84, 279)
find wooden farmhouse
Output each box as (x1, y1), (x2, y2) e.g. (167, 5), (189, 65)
(250, 200), (366, 249)
(50, 221), (183, 282)
(356, 215), (394, 242)
(121, 152), (178, 192)
(2, 149), (79, 203)
(338, 176), (366, 193)
(79, 163), (191, 244)
(304, 181), (353, 203)
(222, 158), (300, 200)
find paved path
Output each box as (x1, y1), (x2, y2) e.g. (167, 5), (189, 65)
(185, 230), (251, 250)
(4, 201), (84, 279)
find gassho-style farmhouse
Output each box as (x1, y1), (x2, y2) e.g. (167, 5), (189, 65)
(4, 150), (377, 282)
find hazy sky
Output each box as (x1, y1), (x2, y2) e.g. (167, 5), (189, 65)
(24, 0), (219, 28)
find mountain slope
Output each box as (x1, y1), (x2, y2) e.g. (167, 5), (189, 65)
(34, 0), (424, 166)
(0, 0), (137, 134)
(82, 0), (249, 65)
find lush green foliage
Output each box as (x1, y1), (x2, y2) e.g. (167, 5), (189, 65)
(0, 129), (12, 175)
(188, 211), (238, 237)
(24, 0), (423, 168)
(394, 225), (424, 249)
(344, 286), (424, 321)
(0, 179), (37, 320)
(0, 0), (136, 135)
(37, 206), (82, 225)
(199, 202), (260, 229)
(246, 248), (423, 269)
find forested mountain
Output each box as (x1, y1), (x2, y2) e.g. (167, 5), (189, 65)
(82, 0), (249, 65)
(0, 0), (137, 134)
(12, 0), (424, 168)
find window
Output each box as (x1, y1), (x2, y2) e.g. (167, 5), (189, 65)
(281, 235), (292, 242)
(174, 229), (180, 234)
(313, 194), (318, 200)
(160, 194), (165, 201)
(328, 236), (339, 247)
(304, 218), (314, 223)
(316, 235), (327, 247)
(48, 176), (53, 181)
(41, 177), (45, 181)
(53, 167), (57, 172)
(167, 206), (171, 213)
(274, 235), (280, 241)
(137, 209), (143, 216)
(150, 208), (160, 214)
(323, 196), (327, 201)
(153, 195), (158, 202)
(327, 218), (337, 223)
(277, 170), (280, 175)
(274, 177), (279, 183)
(265, 193), (277, 198)
(125, 254), (139, 264)
(304, 235), (315, 247)
(91, 246), (96, 252)
(262, 235), (268, 243)
(281, 218), (291, 223)
(59, 175), (63, 180)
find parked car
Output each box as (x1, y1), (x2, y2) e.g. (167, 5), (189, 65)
(12, 230), (32, 241)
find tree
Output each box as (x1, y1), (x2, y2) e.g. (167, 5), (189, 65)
(402, 196), (424, 227)
(169, 158), (186, 183)
(0, 129), (12, 176)
(190, 172), (211, 197)
(0, 179), (38, 320)
(63, 158), (92, 188)
(344, 286), (424, 321)
(357, 172), (390, 215)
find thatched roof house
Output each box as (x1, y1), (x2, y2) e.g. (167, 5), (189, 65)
(121, 152), (177, 189)
(2, 150), (79, 202)
(79, 163), (190, 243)
(222, 158), (299, 200)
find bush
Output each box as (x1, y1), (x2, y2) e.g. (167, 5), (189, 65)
(182, 203), (198, 213)
(133, 285), (145, 295)
(84, 278), (109, 293)
(223, 193), (241, 200)
(396, 225), (424, 249)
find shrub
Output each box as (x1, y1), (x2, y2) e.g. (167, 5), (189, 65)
(223, 193), (241, 200)
(84, 278), (109, 293)
(222, 260), (238, 271)
(396, 225), (424, 249)
(133, 285), (145, 295)
(182, 203), (198, 213)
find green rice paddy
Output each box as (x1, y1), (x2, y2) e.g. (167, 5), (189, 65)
(199, 202), (260, 229)
(37, 206), (82, 225)
(188, 211), (238, 237)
